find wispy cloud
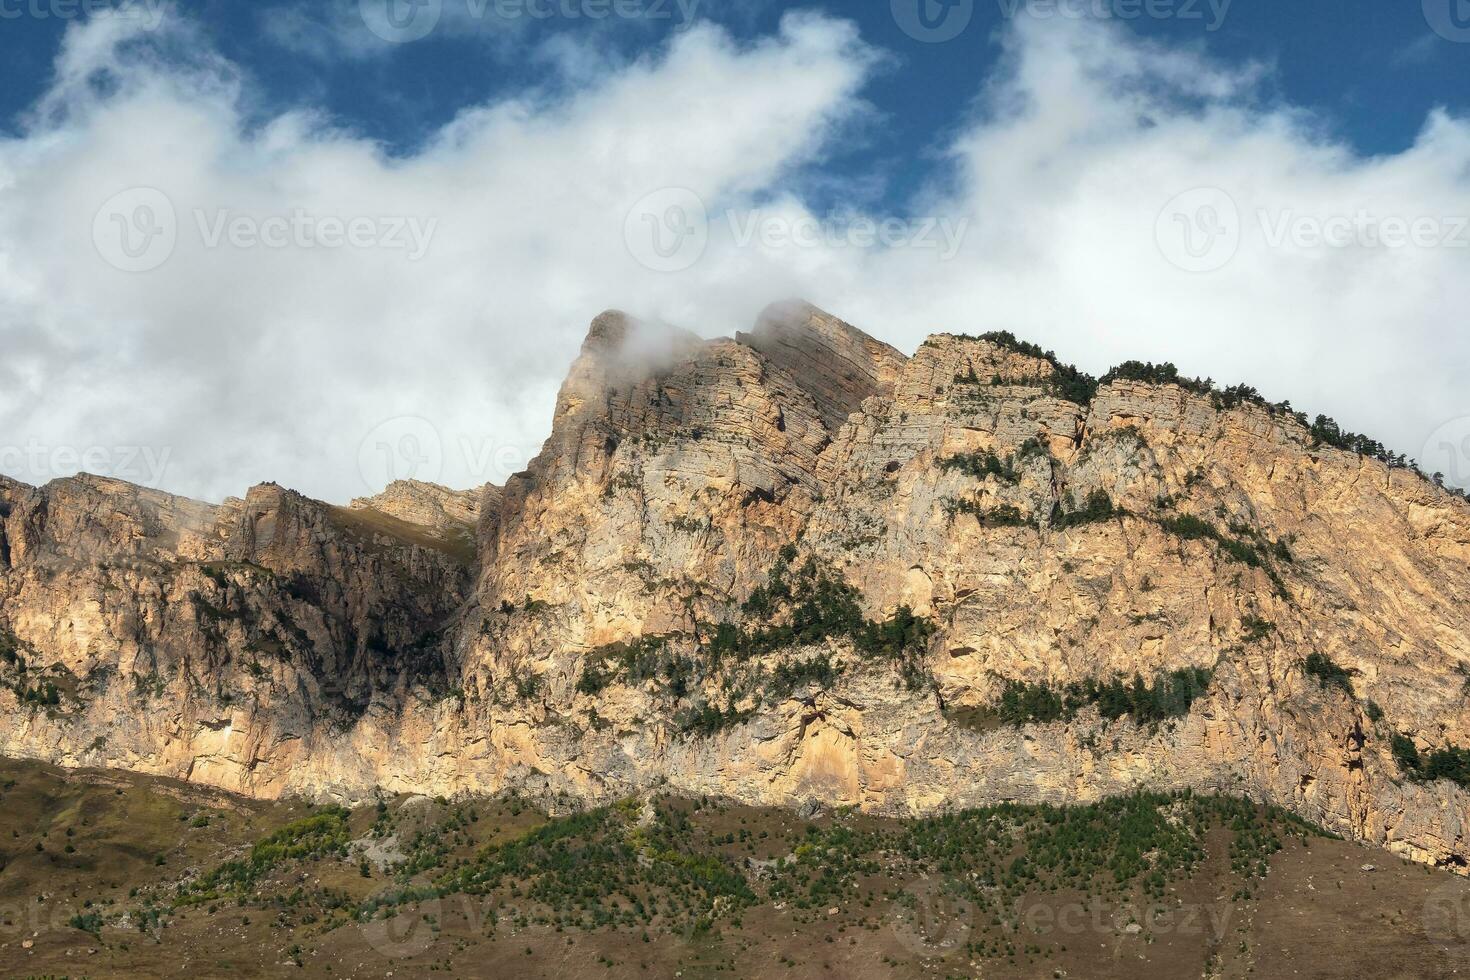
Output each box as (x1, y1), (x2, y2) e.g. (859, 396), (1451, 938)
(1392, 32), (1441, 66)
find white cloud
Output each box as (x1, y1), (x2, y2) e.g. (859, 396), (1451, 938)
(0, 10), (878, 501)
(258, 0), (705, 62)
(2, 11), (1469, 502)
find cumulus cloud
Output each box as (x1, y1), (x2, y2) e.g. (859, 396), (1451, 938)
(0, 9), (878, 501)
(1, 9), (1468, 502)
(625, 15), (1470, 489)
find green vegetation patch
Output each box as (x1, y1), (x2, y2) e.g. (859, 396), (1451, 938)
(1155, 513), (1291, 596)
(1303, 652), (1354, 694)
(939, 449), (1019, 483)
(987, 667), (1214, 729)
(944, 499), (1034, 526)
(354, 790), (1321, 942)
(177, 806), (351, 905)
(938, 438), (1050, 485)
(0, 626), (21, 665)
(772, 791), (1316, 914)
(1391, 735), (1470, 789)
(371, 801), (757, 934)
(1050, 489), (1118, 530)
(573, 549), (938, 735)
(972, 330), (1100, 405)
(945, 484), (1118, 532)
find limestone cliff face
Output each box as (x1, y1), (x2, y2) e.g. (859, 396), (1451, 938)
(3, 304), (1470, 871)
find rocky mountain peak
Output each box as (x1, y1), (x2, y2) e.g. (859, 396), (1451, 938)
(3, 308), (1470, 876)
(552, 310), (705, 428)
(738, 299), (907, 433)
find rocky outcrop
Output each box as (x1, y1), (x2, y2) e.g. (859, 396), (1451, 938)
(737, 299), (907, 432)
(3, 302), (1470, 872)
(350, 479), (486, 531)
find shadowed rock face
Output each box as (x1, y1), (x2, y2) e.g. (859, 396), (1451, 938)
(4, 302), (1470, 873)
(737, 300), (907, 433)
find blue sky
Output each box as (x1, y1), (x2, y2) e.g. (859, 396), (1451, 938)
(1, 1), (1468, 501)
(2, 1), (1463, 209)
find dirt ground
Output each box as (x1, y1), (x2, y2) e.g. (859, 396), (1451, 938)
(2, 758), (1468, 980)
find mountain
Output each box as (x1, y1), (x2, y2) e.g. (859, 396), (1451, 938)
(3, 301), (1470, 874)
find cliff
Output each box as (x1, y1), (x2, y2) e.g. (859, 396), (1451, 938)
(3, 302), (1469, 871)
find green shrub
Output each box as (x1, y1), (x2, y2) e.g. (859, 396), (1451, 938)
(1101, 361), (1213, 396)
(1303, 653), (1353, 694)
(939, 451), (1016, 483)
(69, 912), (104, 935)
(945, 500), (1033, 526)
(977, 331), (1098, 405)
(575, 555), (939, 730)
(179, 807), (351, 904)
(1391, 733), (1421, 773)
(1420, 747), (1470, 787)
(996, 681), (1068, 725)
(1240, 616), (1274, 643)
(1051, 490), (1117, 530)
(1392, 733), (1470, 788)
(991, 668), (1213, 728)
(678, 700), (752, 737)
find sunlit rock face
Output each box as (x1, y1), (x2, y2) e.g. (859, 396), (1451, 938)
(3, 302), (1469, 871)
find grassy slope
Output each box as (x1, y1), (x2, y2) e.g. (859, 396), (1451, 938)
(1, 758), (1469, 979)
